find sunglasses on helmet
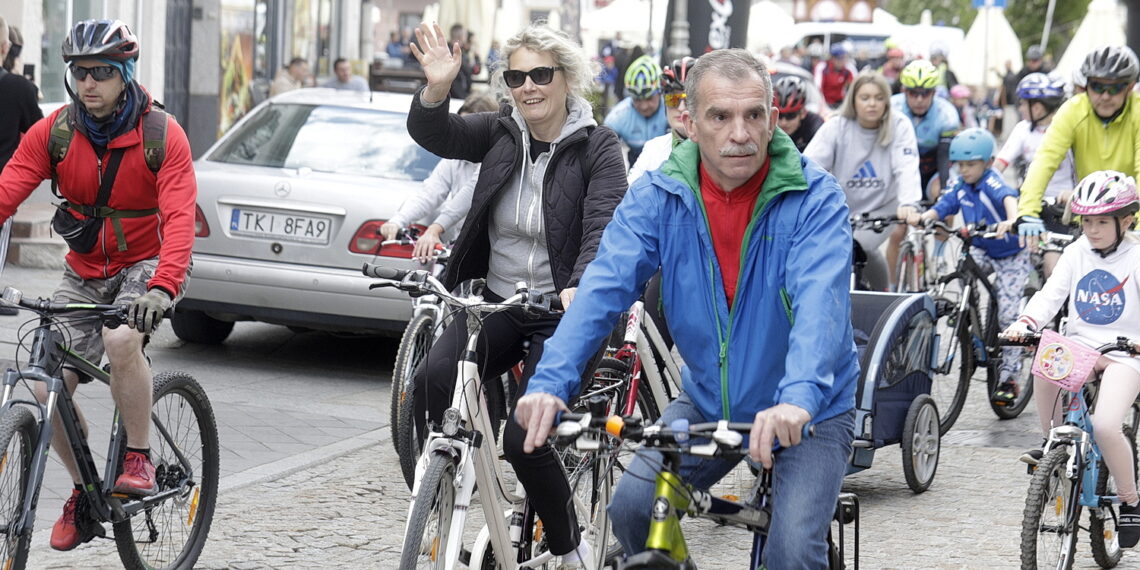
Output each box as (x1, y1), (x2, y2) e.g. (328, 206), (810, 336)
(664, 91), (686, 108)
(70, 65), (118, 82)
(1088, 80), (1129, 95)
(503, 66), (563, 88)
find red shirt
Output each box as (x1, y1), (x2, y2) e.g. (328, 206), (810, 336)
(699, 157), (770, 308)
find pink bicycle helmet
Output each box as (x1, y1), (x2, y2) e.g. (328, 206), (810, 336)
(1070, 170), (1140, 217)
(949, 85), (971, 99)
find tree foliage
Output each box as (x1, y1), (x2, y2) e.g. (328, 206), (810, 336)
(883, 0), (1091, 61)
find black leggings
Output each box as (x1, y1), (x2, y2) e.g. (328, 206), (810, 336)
(412, 301), (583, 554)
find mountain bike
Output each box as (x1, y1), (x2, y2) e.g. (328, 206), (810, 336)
(0, 286), (219, 569)
(1003, 334), (1140, 569)
(365, 264), (619, 570)
(925, 221), (1035, 434)
(554, 413), (859, 569)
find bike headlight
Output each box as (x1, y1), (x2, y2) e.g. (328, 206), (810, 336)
(442, 408), (461, 437)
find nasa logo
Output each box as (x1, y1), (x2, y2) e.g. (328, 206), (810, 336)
(1073, 269), (1128, 325)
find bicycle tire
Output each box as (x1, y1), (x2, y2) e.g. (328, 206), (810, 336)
(893, 242), (917, 293)
(0, 407), (36, 570)
(1021, 446), (1080, 570)
(989, 292), (1037, 420)
(114, 371), (220, 570)
(393, 313), (436, 490)
(399, 452), (458, 569)
(1090, 426), (1138, 568)
(930, 296), (973, 435)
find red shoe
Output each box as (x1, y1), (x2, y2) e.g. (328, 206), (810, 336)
(51, 489), (96, 551)
(113, 451), (157, 495)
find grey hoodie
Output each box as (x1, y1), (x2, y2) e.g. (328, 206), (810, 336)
(486, 96), (597, 298)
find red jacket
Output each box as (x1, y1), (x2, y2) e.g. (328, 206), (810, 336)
(0, 99), (196, 296)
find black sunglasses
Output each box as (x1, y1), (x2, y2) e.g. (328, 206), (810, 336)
(1088, 80), (1128, 95)
(906, 88), (935, 98)
(70, 65), (118, 82)
(503, 66), (563, 88)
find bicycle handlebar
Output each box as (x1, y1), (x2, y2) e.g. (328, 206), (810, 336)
(361, 263), (564, 314)
(1, 286), (131, 327)
(927, 220), (1001, 241)
(998, 333), (1140, 356)
(553, 412), (814, 458)
(849, 214), (901, 233)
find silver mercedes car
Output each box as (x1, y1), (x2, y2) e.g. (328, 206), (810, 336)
(172, 89), (460, 344)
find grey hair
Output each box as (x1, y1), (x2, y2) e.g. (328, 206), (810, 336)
(839, 72), (894, 147)
(0, 17), (8, 52)
(684, 49), (772, 117)
(490, 21), (599, 103)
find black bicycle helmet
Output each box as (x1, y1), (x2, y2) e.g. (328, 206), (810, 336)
(662, 56), (696, 93)
(773, 75), (807, 115)
(62, 19), (139, 63)
(1079, 45), (1139, 83)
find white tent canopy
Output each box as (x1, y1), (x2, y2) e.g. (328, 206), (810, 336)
(958, 6), (1022, 90)
(747, 1), (797, 53)
(1055, 0), (1127, 81)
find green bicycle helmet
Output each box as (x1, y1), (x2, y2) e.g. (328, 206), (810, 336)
(625, 55), (662, 99)
(900, 60), (940, 90)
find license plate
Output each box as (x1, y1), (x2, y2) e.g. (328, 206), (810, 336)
(229, 209), (332, 244)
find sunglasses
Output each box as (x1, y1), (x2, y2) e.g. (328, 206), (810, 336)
(503, 66), (563, 88)
(906, 88), (934, 98)
(664, 91), (686, 108)
(1088, 80), (1128, 95)
(70, 65), (118, 82)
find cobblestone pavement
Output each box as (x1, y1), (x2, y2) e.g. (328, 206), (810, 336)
(28, 380), (1140, 569)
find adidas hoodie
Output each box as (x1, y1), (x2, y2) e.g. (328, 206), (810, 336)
(804, 112), (922, 215)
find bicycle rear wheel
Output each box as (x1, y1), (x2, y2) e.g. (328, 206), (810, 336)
(930, 296), (973, 435)
(393, 312), (436, 490)
(114, 371), (219, 570)
(399, 451), (458, 568)
(0, 407), (35, 570)
(1021, 447), (1080, 570)
(1090, 426), (1138, 568)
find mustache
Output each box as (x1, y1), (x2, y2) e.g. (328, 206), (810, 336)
(719, 143), (759, 157)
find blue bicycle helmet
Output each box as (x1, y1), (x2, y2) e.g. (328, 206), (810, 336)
(1017, 72), (1066, 113)
(949, 128), (996, 162)
(830, 41), (850, 57)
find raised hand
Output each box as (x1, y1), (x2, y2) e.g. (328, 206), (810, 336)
(409, 22), (462, 103)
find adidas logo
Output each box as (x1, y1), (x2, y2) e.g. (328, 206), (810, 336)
(847, 160), (885, 190)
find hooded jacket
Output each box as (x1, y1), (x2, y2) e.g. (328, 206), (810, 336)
(526, 130), (859, 424)
(0, 91), (196, 297)
(407, 89), (627, 294)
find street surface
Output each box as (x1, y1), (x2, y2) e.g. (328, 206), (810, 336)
(0, 264), (1130, 568)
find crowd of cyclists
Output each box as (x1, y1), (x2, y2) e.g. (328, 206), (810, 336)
(385, 22), (1140, 566)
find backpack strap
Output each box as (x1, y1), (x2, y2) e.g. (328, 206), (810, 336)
(48, 107), (74, 199)
(141, 107), (168, 175)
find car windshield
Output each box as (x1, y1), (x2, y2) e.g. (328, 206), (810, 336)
(207, 103), (441, 181)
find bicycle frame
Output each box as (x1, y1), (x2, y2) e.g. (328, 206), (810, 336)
(0, 317), (195, 540)
(934, 239), (998, 374)
(609, 302), (682, 416)
(1047, 386), (1117, 518)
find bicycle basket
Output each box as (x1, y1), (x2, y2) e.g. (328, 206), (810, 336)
(1031, 329), (1100, 392)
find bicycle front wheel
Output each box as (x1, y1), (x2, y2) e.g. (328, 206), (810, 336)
(393, 312), (436, 490)
(400, 451), (458, 569)
(1090, 426), (1138, 568)
(114, 371), (220, 570)
(930, 296), (973, 435)
(989, 291), (1037, 420)
(1021, 447), (1080, 570)
(894, 242), (920, 293)
(0, 407), (36, 570)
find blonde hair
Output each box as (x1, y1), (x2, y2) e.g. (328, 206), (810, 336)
(490, 21), (598, 103)
(839, 72), (894, 147)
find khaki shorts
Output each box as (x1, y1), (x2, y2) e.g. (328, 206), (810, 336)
(51, 258), (181, 375)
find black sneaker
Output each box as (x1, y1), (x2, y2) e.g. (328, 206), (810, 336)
(1019, 448), (1044, 465)
(992, 381), (1018, 406)
(1119, 502), (1140, 548)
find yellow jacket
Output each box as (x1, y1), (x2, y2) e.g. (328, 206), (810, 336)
(1018, 92), (1140, 218)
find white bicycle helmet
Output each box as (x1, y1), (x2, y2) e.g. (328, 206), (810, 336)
(1070, 170), (1139, 257)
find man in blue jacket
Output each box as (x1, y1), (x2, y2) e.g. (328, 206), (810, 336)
(515, 49), (858, 569)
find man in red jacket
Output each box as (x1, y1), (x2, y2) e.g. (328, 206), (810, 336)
(0, 19), (195, 551)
